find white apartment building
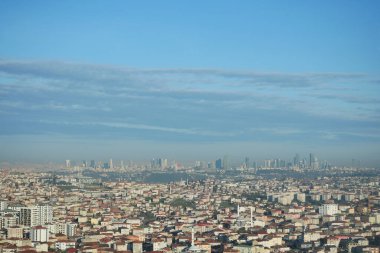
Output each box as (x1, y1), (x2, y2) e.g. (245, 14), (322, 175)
(20, 204), (53, 227)
(31, 226), (49, 242)
(319, 203), (339, 216)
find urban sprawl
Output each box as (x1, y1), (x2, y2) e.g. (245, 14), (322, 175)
(1, 154), (380, 253)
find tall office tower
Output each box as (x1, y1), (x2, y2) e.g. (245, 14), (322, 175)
(274, 158), (281, 168)
(159, 158), (164, 169)
(150, 158), (155, 168)
(65, 160), (71, 168)
(223, 155), (229, 170)
(244, 157), (250, 168)
(293, 154), (300, 166)
(278, 159), (282, 168)
(109, 159), (113, 169)
(162, 159), (168, 169)
(264, 160), (271, 168)
(309, 153), (314, 167)
(313, 157), (319, 170)
(90, 160), (96, 168)
(215, 159), (222, 170)
(309, 153), (319, 169)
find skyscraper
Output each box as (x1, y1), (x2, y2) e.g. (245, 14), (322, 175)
(223, 155), (229, 170)
(162, 159), (168, 169)
(293, 154), (300, 166)
(244, 157), (250, 168)
(309, 153), (314, 167)
(215, 159), (222, 170)
(309, 153), (319, 169)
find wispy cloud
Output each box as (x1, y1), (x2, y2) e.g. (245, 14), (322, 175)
(0, 59), (379, 144)
(36, 119), (240, 137)
(0, 60), (369, 90)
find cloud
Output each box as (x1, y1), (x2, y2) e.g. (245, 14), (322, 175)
(0, 59), (379, 145)
(38, 119), (242, 137)
(1, 60), (377, 119)
(306, 93), (380, 105)
(0, 59), (369, 90)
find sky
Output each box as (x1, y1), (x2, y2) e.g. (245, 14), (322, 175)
(0, 1), (380, 166)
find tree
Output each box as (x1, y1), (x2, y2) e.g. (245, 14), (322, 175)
(170, 198), (196, 209)
(219, 201), (234, 209)
(140, 211), (156, 224)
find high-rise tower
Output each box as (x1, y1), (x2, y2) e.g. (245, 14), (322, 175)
(223, 155), (229, 170)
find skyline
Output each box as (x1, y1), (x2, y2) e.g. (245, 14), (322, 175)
(0, 1), (380, 166)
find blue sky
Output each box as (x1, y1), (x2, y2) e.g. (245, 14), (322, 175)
(0, 1), (379, 166)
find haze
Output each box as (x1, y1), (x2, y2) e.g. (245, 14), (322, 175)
(0, 1), (379, 166)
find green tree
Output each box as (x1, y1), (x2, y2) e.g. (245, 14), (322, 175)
(170, 198), (196, 209)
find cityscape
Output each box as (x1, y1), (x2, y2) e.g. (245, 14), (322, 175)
(63, 153), (329, 171)
(1, 154), (380, 252)
(1, 1), (380, 253)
